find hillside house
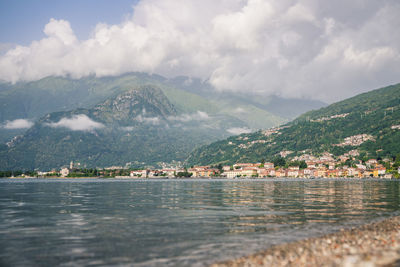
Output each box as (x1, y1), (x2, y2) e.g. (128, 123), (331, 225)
(306, 161), (316, 168)
(366, 159), (378, 168)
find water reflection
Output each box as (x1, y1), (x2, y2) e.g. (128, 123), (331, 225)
(0, 179), (399, 266)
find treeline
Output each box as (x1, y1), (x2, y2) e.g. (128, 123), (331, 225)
(0, 171), (38, 177)
(68, 168), (132, 177)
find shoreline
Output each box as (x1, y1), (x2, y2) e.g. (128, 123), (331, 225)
(2, 176), (398, 180)
(211, 216), (400, 267)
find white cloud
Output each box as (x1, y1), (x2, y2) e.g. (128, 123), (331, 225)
(121, 126), (135, 131)
(135, 114), (161, 125)
(227, 127), (252, 135)
(46, 114), (104, 131)
(1, 1), (400, 102)
(2, 119), (34, 129)
(232, 107), (247, 114)
(0, 43), (16, 56)
(168, 111), (210, 122)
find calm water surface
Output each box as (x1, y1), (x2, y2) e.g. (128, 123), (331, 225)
(1, 178), (400, 266)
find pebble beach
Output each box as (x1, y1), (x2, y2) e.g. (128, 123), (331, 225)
(212, 216), (400, 267)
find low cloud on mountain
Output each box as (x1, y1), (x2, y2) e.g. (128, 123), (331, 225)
(135, 115), (161, 125)
(1, 0), (400, 102)
(46, 114), (104, 131)
(2, 119), (34, 129)
(227, 127), (252, 135)
(168, 111), (210, 122)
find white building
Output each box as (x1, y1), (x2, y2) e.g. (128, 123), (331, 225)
(130, 170), (147, 178)
(60, 168), (70, 177)
(225, 170), (242, 178)
(222, 166), (232, 171)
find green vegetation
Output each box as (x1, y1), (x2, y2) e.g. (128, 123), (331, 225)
(186, 83), (400, 166)
(0, 86), (222, 170)
(0, 73), (327, 143)
(67, 168), (101, 177)
(0, 85), (263, 170)
(176, 171), (193, 178)
(273, 156), (286, 167)
(0, 170), (38, 177)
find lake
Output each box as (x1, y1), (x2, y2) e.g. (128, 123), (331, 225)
(1, 178), (400, 266)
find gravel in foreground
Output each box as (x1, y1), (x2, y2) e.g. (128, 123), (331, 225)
(211, 216), (400, 267)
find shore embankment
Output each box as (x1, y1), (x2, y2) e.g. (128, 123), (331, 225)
(212, 216), (400, 267)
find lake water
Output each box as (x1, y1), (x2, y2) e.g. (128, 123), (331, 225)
(1, 178), (400, 266)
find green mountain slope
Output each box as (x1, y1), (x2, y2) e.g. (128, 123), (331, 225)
(0, 85), (245, 170)
(186, 83), (400, 166)
(0, 73), (326, 143)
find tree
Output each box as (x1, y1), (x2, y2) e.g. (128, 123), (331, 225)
(217, 164), (223, 173)
(299, 161), (307, 169)
(273, 156), (286, 167)
(176, 171), (192, 178)
(259, 158), (265, 168)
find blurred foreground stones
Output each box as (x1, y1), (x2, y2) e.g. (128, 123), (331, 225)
(212, 216), (400, 267)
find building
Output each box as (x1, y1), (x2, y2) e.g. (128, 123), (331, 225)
(338, 155), (349, 162)
(373, 167), (386, 177)
(225, 170), (242, 178)
(130, 170), (147, 178)
(287, 166), (299, 177)
(264, 162), (274, 169)
(60, 168), (69, 177)
(303, 168), (313, 177)
(306, 161), (316, 168)
(366, 159), (378, 168)
(222, 165), (232, 171)
(233, 163), (257, 169)
(161, 169), (176, 177)
(240, 167), (258, 177)
(258, 168), (275, 177)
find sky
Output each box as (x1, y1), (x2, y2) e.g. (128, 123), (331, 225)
(0, 0), (138, 45)
(0, 0), (400, 103)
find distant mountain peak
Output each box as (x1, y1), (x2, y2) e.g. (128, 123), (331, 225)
(92, 85), (177, 124)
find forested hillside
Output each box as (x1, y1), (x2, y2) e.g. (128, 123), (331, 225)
(186, 83), (400, 166)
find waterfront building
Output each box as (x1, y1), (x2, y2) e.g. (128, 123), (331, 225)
(130, 170), (147, 178)
(225, 170), (242, 178)
(60, 168), (69, 177)
(240, 167), (257, 177)
(161, 169), (176, 177)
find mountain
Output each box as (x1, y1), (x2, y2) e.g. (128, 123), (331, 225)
(0, 73), (326, 143)
(0, 72), (328, 170)
(0, 85), (248, 170)
(186, 83), (400, 166)
(165, 76), (326, 119)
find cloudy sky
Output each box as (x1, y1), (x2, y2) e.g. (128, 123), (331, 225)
(0, 0), (400, 102)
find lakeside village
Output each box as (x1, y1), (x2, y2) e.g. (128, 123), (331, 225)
(4, 149), (400, 179)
